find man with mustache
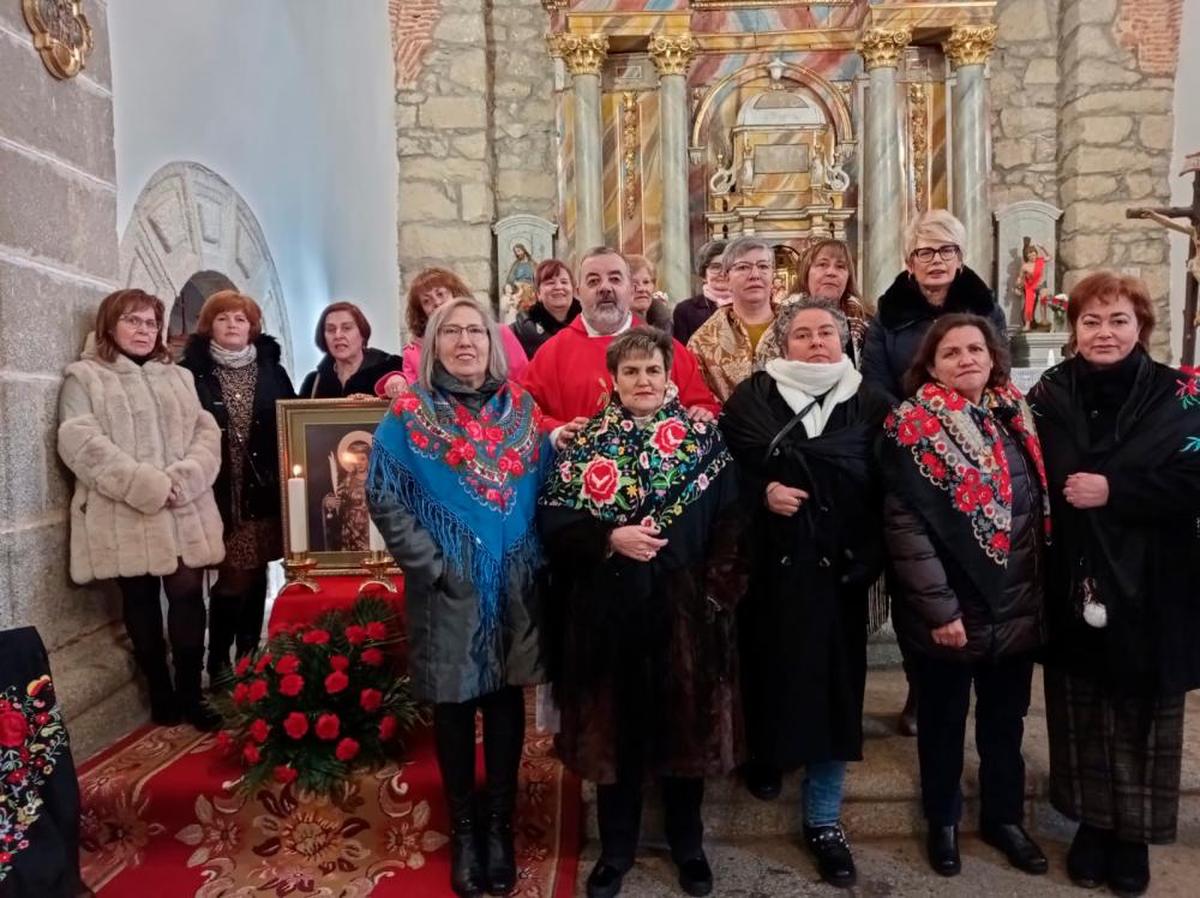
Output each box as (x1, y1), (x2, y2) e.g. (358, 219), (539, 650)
(521, 247), (719, 448)
(686, 237), (780, 402)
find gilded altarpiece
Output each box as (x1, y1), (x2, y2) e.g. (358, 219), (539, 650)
(547, 1), (994, 290)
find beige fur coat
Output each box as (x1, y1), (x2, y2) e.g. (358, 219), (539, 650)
(57, 334), (225, 583)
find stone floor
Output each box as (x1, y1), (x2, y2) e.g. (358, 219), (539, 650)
(574, 666), (1200, 895)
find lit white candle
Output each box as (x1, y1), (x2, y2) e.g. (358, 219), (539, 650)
(369, 517), (386, 552)
(287, 465), (308, 554)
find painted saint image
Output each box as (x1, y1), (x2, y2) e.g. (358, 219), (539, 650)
(505, 243), (536, 290)
(320, 430), (373, 551)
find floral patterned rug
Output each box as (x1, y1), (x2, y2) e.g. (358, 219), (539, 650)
(78, 697), (580, 897)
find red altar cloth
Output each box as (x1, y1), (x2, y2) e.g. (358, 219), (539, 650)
(268, 575), (407, 632)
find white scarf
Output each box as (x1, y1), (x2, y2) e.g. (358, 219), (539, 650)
(703, 283), (733, 307)
(763, 356), (861, 437)
(210, 341), (257, 369)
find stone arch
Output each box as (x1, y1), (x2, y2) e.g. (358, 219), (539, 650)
(119, 161), (293, 369)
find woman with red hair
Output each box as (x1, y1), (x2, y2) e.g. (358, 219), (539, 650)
(377, 268), (529, 399)
(1030, 272), (1200, 895)
(510, 259), (581, 358)
(181, 290), (295, 682)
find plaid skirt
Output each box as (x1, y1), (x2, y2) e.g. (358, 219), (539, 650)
(1044, 667), (1186, 843)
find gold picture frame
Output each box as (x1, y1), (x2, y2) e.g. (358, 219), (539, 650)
(276, 398), (398, 576)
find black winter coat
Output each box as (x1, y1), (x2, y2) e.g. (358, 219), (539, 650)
(298, 347), (404, 398)
(862, 267), (1009, 402)
(882, 413), (1047, 663)
(672, 292), (718, 346)
(509, 299), (581, 359)
(723, 373), (890, 768)
(1029, 351), (1200, 695)
(181, 334), (295, 529)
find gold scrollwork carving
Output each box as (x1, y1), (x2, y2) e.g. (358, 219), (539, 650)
(857, 27), (911, 71)
(909, 83), (929, 211)
(560, 33), (609, 76)
(545, 33), (570, 59)
(540, 0), (568, 11)
(22, 0), (93, 80)
(648, 32), (696, 77)
(943, 24), (998, 68)
(622, 92), (640, 220)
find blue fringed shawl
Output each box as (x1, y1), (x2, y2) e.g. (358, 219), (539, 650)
(367, 382), (546, 642)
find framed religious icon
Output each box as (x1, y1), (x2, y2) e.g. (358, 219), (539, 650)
(276, 398), (397, 575)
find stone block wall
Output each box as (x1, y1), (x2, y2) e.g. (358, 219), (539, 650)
(391, 0), (557, 324)
(991, 0), (1184, 357)
(0, 2), (144, 758)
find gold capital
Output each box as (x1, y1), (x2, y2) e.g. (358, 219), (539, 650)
(545, 32), (570, 59)
(943, 24), (998, 68)
(649, 32), (696, 77)
(858, 27), (911, 71)
(560, 33), (609, 76)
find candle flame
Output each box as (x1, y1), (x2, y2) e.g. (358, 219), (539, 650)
(292, 464), (302, 477)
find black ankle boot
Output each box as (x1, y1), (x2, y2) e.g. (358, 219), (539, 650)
(450, 816), (485, 898)
(743, 759), (782, 801)
(804, 823), (857, 888)
(1108, 838), (1149, 896)
(1067, 824), (1111, 889)
(135, 650), (181, 726)
(484, 811), (516, 895)
(175, 648), (222, 732)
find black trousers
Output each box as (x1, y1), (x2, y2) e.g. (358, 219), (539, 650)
(913, 652), (1034, 827)
(597, 774), (704, 867)
(117, 565), (207, 660)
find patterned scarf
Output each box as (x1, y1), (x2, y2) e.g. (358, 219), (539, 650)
(883, 381), (1051, 565)
(367, 382), (546, 640)
(540, 395), (730, 530)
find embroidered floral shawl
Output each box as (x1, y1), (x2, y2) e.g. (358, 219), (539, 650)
(883, 381), (1051, 567)
(540, 396), (730, 531)
(368, 382), (546, 637)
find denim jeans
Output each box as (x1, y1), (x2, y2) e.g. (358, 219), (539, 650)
(802, 760), (847, 827)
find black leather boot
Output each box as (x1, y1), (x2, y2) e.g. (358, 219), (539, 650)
(482, 688), (524, 895)
(435, 701), (486, 897)
(804, 823), (857, 888)
(136, 650), (181, 726)
(174, 647), (222, 732)
(449, 814), (485, 898)
(926, 824), (961, 876)
(1108, 838), (1150, 896)
(743, 759), (782, 801)
(1067, 823), (1111, 889)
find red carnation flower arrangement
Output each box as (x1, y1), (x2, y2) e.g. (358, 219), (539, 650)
(211, 596), (421, 796)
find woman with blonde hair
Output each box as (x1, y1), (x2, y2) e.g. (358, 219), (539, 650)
(181, 290), (295, 681)
(58, 289), (225, 729)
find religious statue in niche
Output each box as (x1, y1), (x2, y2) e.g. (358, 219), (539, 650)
(504, 243), (536, 290)
(1017, 238), (1060, 331)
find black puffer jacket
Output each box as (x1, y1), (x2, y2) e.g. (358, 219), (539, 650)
(510, 299), (581, 359)
(862, 267), (1009, 402)
(884, 422), (1046, 662)
(298, 347), (404, 398)
(181, 333), (295, 528)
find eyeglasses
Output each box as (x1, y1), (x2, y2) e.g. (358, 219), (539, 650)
(438, 324), (488, 341)
(118, 314), (159, 332)
(729, 262), (774, 275)
(911, 245), (960, 263)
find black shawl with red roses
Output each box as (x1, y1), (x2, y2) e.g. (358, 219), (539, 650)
(881, 381), (1050, 604)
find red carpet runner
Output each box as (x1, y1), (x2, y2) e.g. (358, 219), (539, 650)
(78, 695), (581, 897)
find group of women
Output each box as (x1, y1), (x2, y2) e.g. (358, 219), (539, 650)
(54, 209), (1199, 898)
(364, 210), (1200, 898)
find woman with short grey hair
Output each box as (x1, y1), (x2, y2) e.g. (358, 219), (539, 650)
(369, 293), (547, 898)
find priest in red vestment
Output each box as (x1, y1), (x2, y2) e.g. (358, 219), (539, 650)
(521, 247), (720, 444)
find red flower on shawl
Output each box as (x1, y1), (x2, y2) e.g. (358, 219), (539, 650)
(990, 531), (1011, 553)
(580, 457), (620, 505)
(954, 484), (979, 512)
(896, 420), (921, 446)
(485, 426), (504, 443)
(650, 418), (688, 456)
(0, 712), (27, 748)
(446, 438), (477, 466)
(410, 430), (430, 450)
(465, 420), (484, 441)
(499, 449), (526, 477)
(392, 392), (421, 413)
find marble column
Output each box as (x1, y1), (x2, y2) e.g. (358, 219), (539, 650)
(858, 27), (911, 304)
(562, 34), (609, 256)
(650, 33), (695, 306)
(944, 24), (998, 285)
